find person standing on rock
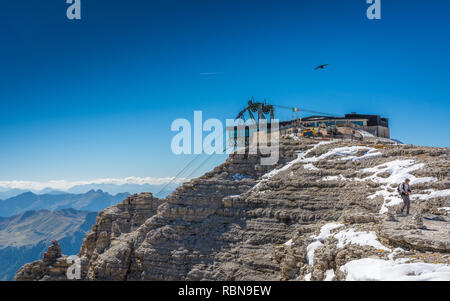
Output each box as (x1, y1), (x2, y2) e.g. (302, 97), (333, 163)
(398, 179), (412, 215)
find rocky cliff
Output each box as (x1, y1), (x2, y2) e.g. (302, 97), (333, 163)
(15, 136), (450, 281)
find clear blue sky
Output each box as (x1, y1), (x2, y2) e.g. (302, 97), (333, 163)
(0, 0), (449, 182)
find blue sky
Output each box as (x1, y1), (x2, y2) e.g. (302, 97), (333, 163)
(0, 0), (449, 183)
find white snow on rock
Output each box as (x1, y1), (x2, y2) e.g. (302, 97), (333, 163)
(359, 159), (437, 214)
(303, 146), (381, 163)
(322, 175), (347, 182)
(314, 223), (345, 241)
(333, 228), (391, 251)
(375, 137), (401, 145)
(413, 189), (450, 201)
(287, 134), (301, 141)
(324, 269), (335, 281)
(305, 224), (449, 281)
(252, 140), (337, 191)
(253, 141), (383, 192)
(228, 195), (241, 198)
(346, 150), (382, 161)
(335, 230), (449, 281)
(284, 239), (293, 246)
(357, 129), (375, 138)
(304, 163), (319, 171)
(306, 241), (324, 266)
(304, 273), (312, 281)
(388, 247), (405, 261)
(307, 223), (392, 267)
(340, 258), (450, 281)
(307, 223), (344, 265)
(437, 207), (450, 212)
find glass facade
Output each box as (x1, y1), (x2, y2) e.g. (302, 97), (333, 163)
(351, 121), (364, 126)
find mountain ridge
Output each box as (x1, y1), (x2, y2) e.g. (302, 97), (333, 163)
(0, 181), (183, 200)
(0, 190), (130, 217)
(15, 137), (450, 281)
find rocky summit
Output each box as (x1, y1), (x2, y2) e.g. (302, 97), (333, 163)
(15, 136), (450, 281)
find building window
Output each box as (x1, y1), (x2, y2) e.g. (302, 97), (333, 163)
(351, 121), (364, 126)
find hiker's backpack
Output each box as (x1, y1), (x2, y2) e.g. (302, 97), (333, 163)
(397, 183), (404, 195)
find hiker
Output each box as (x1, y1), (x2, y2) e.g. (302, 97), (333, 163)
(398, 179), (412, 215)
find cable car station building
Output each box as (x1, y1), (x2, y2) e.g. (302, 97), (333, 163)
(298, 112), (390, 138)
(226, 99), (390, 149)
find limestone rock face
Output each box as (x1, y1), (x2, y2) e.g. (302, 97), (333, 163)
(378, 218), (450, 253)
(15, 137), (450, 281)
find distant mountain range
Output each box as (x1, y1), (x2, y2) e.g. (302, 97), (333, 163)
(0, 208), (97, 280)
(0, 188), (31, 200)
(0, 182), (181, 200)
(0, 190), (130, 217)
(65, 182), (180, 196)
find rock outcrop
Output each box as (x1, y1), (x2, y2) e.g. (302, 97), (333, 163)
(15, 136), (450, 281)
(15, 241), (71, 281)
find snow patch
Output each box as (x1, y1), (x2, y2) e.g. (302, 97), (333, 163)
(388, 248), (405, 261)
(340, 258), (450, 281)
(306, 241), (324, 266)
(304, 273), (312, 281)
(324, 269), (335, 281)
(252, 140), (337, 191)
(333, 229), (391, 251)
(287, 134), (300, 141)
(314, 223), (345, 241)
(284, 239), (293, 246)
(307, 223), (390, 267)
(359, 159), (437, 214)
(304, 163), (319, 171)
(307, 223), (344, 265)
(347, 150), (382, 161)
(303, 146), (381, 163)
(413, 189), (450, 201)
(357, 129), (375, 138)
